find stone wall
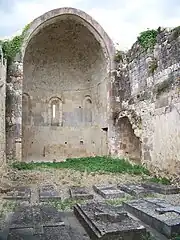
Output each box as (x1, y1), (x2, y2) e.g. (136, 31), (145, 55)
(6, 59), (23, 161)
(22, 15), (109, 161)
(0, 47), (6, 163)
(112, 28), (180, 177)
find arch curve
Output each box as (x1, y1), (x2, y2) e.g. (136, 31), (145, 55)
(21, 7), (115, 69)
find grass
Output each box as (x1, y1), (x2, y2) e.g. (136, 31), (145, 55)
(11, 156), (150, 176)
(148, 176), (171, 185)
(105, 196), (134, 206)
(41, 198), (86, 211)
(0, 200), (17, 219)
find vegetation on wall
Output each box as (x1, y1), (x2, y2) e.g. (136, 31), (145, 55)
(114, 50), (123, 62)
(148, 58), (158, 75)
(137, 29), (158, 50)
(172, 26), (180, 40)
(0, 23), (30, 62)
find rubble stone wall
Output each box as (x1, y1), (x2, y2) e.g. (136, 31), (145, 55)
(112, 29), (180, 177)
(0, 48), (6, 163)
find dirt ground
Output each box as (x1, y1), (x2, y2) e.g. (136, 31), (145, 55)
(10, 168), (143, 190)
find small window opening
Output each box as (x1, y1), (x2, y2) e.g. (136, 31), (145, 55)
(52, 104), (56, 119)
(65, 141), (67, 144)
(80, 140), (84, 145)
(102, 127), (108, 132)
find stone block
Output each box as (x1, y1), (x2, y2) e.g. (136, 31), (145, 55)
(9, 205), (65, 230)
(93, 185), (125, 199)
(69, 186), (93, 200)
(118, 184), (152, 197)
(142, 182), (180, 194)
(123, 198), (180, 237)
(39, 185), (61, 201)
(4, 186), (31, 202)
(74, 202), (146, 239)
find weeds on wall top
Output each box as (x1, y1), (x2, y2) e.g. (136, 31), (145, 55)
(0, 23), (30, 63)
(137, 29), (158, 50)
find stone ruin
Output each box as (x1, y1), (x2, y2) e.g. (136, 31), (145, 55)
(0, 7), (179, 177)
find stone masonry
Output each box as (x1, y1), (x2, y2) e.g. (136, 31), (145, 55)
(0, 46), (6, 164)
(1, 8), (180, 177)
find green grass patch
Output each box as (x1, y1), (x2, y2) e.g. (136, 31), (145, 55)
(11, 156), (150, 175)
(105, 196), (134, 206)
(41, 198), (85, 211)
(148, 176), (171, 185)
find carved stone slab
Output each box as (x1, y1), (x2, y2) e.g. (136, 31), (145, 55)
(93, 184), (125, 199)
(74, 202), (146, 239)
(118, 183), (152, 197)
(69, 186), (93, 200)
(39, 185), (61, 202)
(123, 198), (180, 237)
(4, 186), (31, 202)
(142, 182), (180, 194)
(9, 205), (65, 233)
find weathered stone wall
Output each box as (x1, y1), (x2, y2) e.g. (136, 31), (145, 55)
(112, 28), (180, 177)
(6, 59), (23, 161)
(0, 47), (6, 163)
(22, 15), (109, 161)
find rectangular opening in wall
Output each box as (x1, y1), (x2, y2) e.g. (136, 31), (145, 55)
(102, 127), (108, 132)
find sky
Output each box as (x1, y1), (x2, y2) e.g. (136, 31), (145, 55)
(0, 0), (180, 50)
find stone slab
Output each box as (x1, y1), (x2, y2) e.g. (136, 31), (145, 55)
(9, 205), (65, 231)
(69, 186), (93, 200)
(93, 184), (125, 199)
(8, 225), (89, 240)
(123, 198), (180, 238)
(74, 202), (146, 239)
(4, 186), (31, 202)
(142, 182), (180, 194)
(39, 185), (61, 201)
(118, 183), (152, 197)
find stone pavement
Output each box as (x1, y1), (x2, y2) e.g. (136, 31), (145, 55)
(0, 183), (179, 239)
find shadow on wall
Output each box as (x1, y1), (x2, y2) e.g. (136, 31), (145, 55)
(116, 116), (142, 163)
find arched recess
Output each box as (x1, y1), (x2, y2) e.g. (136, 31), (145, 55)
(83, 96), (92, 124)
(48, 97), (63, 126)
(22, 7), (115, 161)
(22, 93), (31, 125)
(115, 116), (142, 163)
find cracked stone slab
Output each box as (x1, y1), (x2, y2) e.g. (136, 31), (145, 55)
(142, 182), (180, 194)
(69, 186), (93, 200)
(39, 185), (61, 202)
(8, 205), (65, 232)
(74, 202), (146, 239)
(4, 187), (31, 202)
(93, 184), (125, 199)
(118, 183), (152, 197)
(8, 225), (89, 240)
(123, 198), (180, 238)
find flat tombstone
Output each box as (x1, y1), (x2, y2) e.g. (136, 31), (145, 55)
(9, 205), (65, 234)
(39, 185), (61, 202)
(74, 202), (146, 239)
(142, 182), (180, 194)
(123, 198), (180, 238)
(4, 186), (31, 202)
(93, 184), (125, 199)
(69, 186), (93, 200)
(118, 184), (152, 197)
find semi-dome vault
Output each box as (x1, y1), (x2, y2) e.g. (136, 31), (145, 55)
(21, 7), (115, 161)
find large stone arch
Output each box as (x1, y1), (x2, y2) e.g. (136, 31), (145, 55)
(21, 7), (115, 161)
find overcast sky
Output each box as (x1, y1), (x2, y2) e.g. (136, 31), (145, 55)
(0, 0), (180, 50)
